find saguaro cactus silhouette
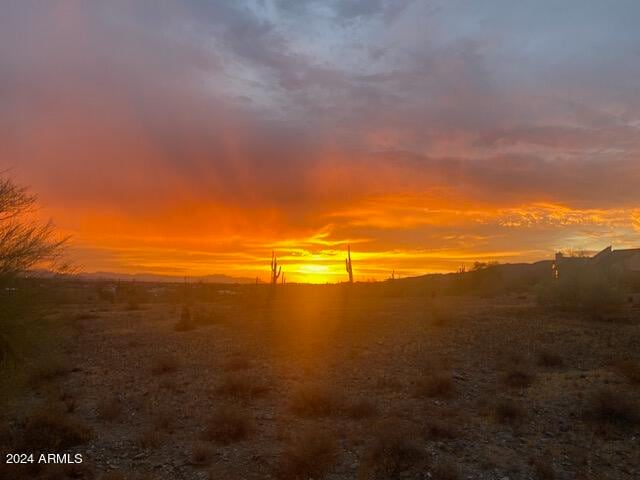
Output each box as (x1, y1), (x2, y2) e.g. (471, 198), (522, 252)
(270, 251), (282, 285)
(345, 245), (354, 283)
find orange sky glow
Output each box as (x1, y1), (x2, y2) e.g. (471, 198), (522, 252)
(3, 2), (640, 283)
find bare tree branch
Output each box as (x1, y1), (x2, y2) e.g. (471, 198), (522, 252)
(0, 177), (69, 284)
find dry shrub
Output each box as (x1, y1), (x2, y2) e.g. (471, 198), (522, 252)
(30, 361), (70, 386)
(373, 376), (403, 392)
(21, 408), (91, 451)
(358, 419), (426, 480)
(615, 359), (640, 384)
(531, 457), (555, 480)
(97, 397), (123, 422)
(226, 355), (251, 371)
(345, 398), (378, 419)
(290, 385), (343, 417)
(36, 463), (95, 480)
(194, 307), (219, 326)
(494, 399), (526, 425)
(216, 373), (269, 399)
(431, 306), (453, 327)
(174, 306), (194, 332)
(203, 405), (254, 444)
(126, 302), (140, 311)
(431, 460), (460, 480)
(502, 367), (534, 388)
(585, 388), (639, 426)
(536, 350), (564, 368)
(153, 410), (175, 433)
(414, 373), (454, 399)
(425, 418), (458, 440)
(191, 442), (214, 466)
(150, 354), (179, 375)
(136, 429), (164, 449)
(101, 473), (127, 480)
(277, 428), (337, 479)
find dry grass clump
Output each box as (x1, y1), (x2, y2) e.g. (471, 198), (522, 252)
(174, 306), (195, 332)
(100, 472), (127, 480)
(431, 460), (460, 480)
(414, 373), (455, 399)
(585, 388), (639, 426)
(431, 306), (453, 327)
(290, 384), (343, 417)
(531, 457), (555, 480)
(502, 367), (535, 388)
(225, 355), (251, 371)
(152, 410), (175, 433)
(30, 360), (70, 386)
(344, 398), (378, 419)
(215, 373), (269, 399)
(276, 428), (338, 479)
(615, 359), (640, 384)
(357, 419), (426, 480)
(203, 405), (254, 444)
(425, 417), (458, 440)
(150, 354), (179, 375)
(536, 350), (564, 368)
(191, 442), (214, 466)
(20, 407), (91, 451)
(494, 399), (526, 425)
(193, 307), (220, 326)
(136, 429), (164, 449)
(97, 396), (123, 422)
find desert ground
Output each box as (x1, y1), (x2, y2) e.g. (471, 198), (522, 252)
(1, 284), (639, 480)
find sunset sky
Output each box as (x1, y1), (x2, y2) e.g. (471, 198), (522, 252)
(2, 1), (640, 282)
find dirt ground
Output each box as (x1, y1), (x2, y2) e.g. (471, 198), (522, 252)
(2, 289), (640, 479)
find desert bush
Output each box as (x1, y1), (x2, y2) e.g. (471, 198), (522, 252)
(20, 407), (91, 450)
(536, 266), (625, 318)
(290, 385), (343, 417)
(584, 388), (639, 426)
(531, 457), (555, 480)
(150, 354), (179, 375)
(277, 428), (337, 479)
(216, 373), (269, 399)
(414, 373), (455, 399)
(494, 399), (526, 425)
(358, 419), (425, 480)
(191, 442), (214, 466)
(615, 359), (640, 384)
(193, 306), (219, 326)
(29, 360), (71, 386)
(152, 410), (175, 433)
(174, 305), (194, 332)
(431, 460), (460, 480)
(430, 305), (453, 327)
(536, 350), (564, 368)
(97, 397), (123, 422)
(344, 398), (378, 419)
(203, 405), (253, 444)
(136, 429), (164, 449)
(225, 355), (251, 371)
(502, 367), (534, 388)
(424, 418), (458, 440)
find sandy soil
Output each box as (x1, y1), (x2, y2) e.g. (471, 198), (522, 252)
(3, 290), (640, 479)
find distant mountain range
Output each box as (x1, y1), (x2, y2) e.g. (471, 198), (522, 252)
(29, 269), (255, 284)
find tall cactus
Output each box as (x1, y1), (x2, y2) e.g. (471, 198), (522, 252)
(345, 245), (353, 283)
(271, 251), (282, 285)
